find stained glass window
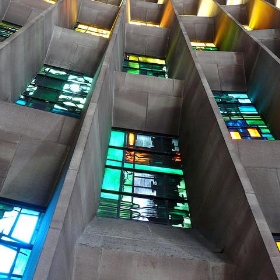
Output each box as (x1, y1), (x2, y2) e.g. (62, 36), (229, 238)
(191, 42), (218, 51)
(15, 65), (93, 118)
(0, 22), (21, 42)
(122, 53), (168, 78)
(98, 129), (192, 228)
(74, 23), (110, 38)
(0, 200), (44, 279)
(214, 91), (274, 140)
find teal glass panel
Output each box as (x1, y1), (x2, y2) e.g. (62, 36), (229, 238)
(102, 168), (121, 193)
(134, 164), (183, 175)
(107, 148), (123, 162)
(109, 131), (125, 147)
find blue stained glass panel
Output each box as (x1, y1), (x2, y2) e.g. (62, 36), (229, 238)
(214, 91), (274, 140)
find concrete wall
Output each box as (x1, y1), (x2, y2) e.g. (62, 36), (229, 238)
(78, 0), (119, 29)
(237, 141), (280, 234)
(0, 101), (78, 207)
(246, 0), (280, 29)
(45, 26), (108, 76)
(130, 0), (163, 24)
(113, 72), (184, 134)
(33, 6), (126, 280)
(172, 0), (198, 15)
(180, 16), (215, 42)
(166, 9), (280, 280)
(125, 24), (170, 57)
(0, 0), (10, 19)
(194, 51), (247, 91)
(247, 47), (280, 139)
(214, 4), (261, 81)
(222, 4), (248, 25)
(3, 0), (51, 25)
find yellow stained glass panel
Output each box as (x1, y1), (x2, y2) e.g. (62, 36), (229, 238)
(248, 128), (261, 137)
(230, 132), (242, 140)
(276, 241), (280, 251)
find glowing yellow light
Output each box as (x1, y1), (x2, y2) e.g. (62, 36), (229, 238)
(205, 43), (216, 47)
(226, 0), (244, 5)
(128, 133), (135, 146)
(276, 242), (280, 251)
(157, 0), (164, 3)
(75, 24), (110, 38)
(243, 25), (253, 31)
(197, 0), (218, 17)
(230, 132), (242, 140)
(129, 21), (160, 27)
(191, 42), (206, 47)
(127, 55), (165, 65)
(248, 128), (261, 137)
(44, 0), (56, 3)
(77, 24), (89, 30)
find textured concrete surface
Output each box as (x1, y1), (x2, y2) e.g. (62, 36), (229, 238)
(237, 141), (280, 233)
(78, 0), (119, 29)
(0, 136), (69, 207)
(195, 51), (246, 91)
(181, 16), (215, 42)
(45, 27), (108, 76)
(0, 101), (79, 146)
(125, 24), (170, 57)
(73, 218), (236, 280)
(172, 0), (197, 15)
(113, 72), (184, 134)
(130, 0), (164, 24)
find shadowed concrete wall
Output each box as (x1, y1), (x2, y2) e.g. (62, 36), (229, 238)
(45, 26), (108, 76)
(247, 47), (280, 139)
(78, 0), (119, 29)
(0, 0), (10, 19)
(33, 6), (126, 280)
(3, 0), (52, 25)
(0, 101), (78, 207)
(167, 9), (280, 280)
(237, 141), (280, 234)
(113, 72), (184, 134)
(180, 16), (215, 42)
(130, 0), (163, 24)
(125, 24), (170, 58)
(0, 0), (82, 102)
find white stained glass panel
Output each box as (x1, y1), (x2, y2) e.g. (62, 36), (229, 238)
(11, 214), (38, 243)
(0, 209), (19, 235)
(0, 244), (16, 273)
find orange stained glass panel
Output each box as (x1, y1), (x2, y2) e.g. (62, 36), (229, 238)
(230, 132), (241, 140)
(128, 133), (135, 146)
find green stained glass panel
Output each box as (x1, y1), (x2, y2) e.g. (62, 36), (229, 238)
(25, 87), (58, 102)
